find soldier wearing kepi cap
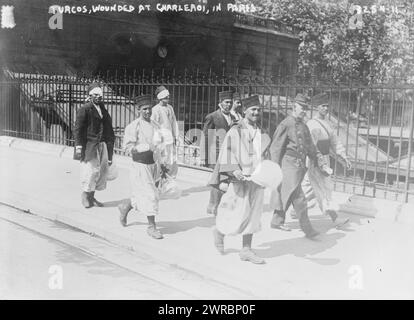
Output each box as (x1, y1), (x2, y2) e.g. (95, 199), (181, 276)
(118, 94), (166, 239)
(289, 94), (352, 228)
(151, 86), (179, 178)
(74, 82), (115, 208)
(201, 90), (236, 216)
(209, 95), (271, 264)
(268, 93), (326, 239)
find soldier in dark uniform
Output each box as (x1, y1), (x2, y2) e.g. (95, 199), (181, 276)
(201, 90), (236, 215)
(269, 94), (326, 239)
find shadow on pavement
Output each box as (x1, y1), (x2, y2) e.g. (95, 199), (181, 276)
(157, 216), (215, 235)
(102, 199), (128, 208)
(255, 232), (346, 264)
(180, 185), (211, 196)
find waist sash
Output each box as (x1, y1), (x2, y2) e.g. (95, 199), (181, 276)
(131, 150), (155, 164)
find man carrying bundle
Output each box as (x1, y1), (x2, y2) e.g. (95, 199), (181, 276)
(209, 95), (274, 264)
(118, 94), (166, 239)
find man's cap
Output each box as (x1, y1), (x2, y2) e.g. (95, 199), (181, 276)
(232, 92), (241, 101)
(218, 90), (233, 102)
(312, 93), (330, 108)
(241, 95), (261, 110)
(155, 85), (169, 100)
(294, 93), (311, 109)
(134, 94), (153, 108)
(88, 82), (103, 96)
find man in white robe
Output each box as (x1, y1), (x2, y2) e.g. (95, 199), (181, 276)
(209, 95), (270, 264)
(151, 86), (179, 178)
(118, 94), (165, 239)
(74, 82), (115, 208)
(290, 102), (352, 228)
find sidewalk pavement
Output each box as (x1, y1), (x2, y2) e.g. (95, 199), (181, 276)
(1, 136), (414, 299)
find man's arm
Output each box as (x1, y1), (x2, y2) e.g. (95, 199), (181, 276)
(150, 106), (159, 124)
(104, 111), (115, 162)
(123, 122), (138, 155)
(269, 123), (288, 165)
(306, 120), (321, 146)
(329, 129), (351, 169)
(74, 106), (87, 146)
(304, 125), (327, 168)
(329, 128), (347, 160)
(201, 114), (214, 165)
(170, 106), (179, 141)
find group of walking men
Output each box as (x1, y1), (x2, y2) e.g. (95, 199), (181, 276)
(74, 83), (177, 239)
(74, 81), (351, 264)
(204, 90), (351, 264)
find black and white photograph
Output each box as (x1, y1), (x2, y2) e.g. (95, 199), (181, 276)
(0, 0), (414, 304)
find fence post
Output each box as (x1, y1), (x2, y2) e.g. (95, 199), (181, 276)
(68, 83), (72, 146)
(404, 96), (414, 202)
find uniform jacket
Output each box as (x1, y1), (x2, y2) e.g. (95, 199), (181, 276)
(201, 108), (236, 167)
(269, 115), (324, 211)
(270, 115), (320, 166)
(74, 101), (115, 162)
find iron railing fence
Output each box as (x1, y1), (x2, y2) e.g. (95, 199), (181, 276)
(1, 70), (413, 202)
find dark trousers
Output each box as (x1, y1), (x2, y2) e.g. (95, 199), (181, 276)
(207, 187), (224, 214)
(272, 184), (315, 235)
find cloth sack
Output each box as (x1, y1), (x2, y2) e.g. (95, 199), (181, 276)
(247, 160), (283, 190)
(106, 161), (119, 181)
(158, 173), (182, 199)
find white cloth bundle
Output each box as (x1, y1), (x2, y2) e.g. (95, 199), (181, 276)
(106, 161), (119, 181)
(247, 160), (283, 190)
(158, 173), (182, 199)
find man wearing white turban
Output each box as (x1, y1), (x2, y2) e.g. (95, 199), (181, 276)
(74, 82), (115, 208)
(151, 86), (179, 178)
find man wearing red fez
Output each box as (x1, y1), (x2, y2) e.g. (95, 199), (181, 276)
(209, 95), (271, 264)
(202, 90), (236, 216)
(118, 94), (166, 239)
(151, 86), (179, 178)
(74, 82), (115, 208)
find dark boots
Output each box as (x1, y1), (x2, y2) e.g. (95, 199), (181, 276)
(118, 199), (133, 227)
(326, 210), (350, 229)
(270, 210), (292, 231)
(81, 191), (104, 208)
(81, 192), (92, 208)
(90, 191), (104, 207)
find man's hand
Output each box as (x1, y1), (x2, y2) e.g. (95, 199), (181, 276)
(108, 160), (112, 166)
(321, 165), (333, 176)
(232, 169), (246, 181)
(344, 158), (352, 170)
(75, 146), (82, 159)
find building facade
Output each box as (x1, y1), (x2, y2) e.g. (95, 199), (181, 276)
(0, 0), (300, 77)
